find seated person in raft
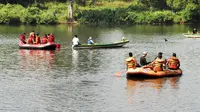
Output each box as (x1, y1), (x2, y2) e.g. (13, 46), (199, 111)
(166, 53), (180, 70)
(27, 32), (35, 44)
(140, 51), (151, 66)
(126, 52), (138, 69)
(20, 33), (26, 44)
(151, 52), (166, 72)
(41, 34), (48, 44)
(88, 37), (95, 45)
(34, 33), (41, 44)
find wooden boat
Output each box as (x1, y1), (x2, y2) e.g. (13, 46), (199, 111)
(19, 41), (58, 50)
(126, 67), (182, 78)
(183, 33), (200, 38)
(72, 40), (129, 49)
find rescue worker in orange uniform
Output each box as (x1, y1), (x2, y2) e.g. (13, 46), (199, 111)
(27, 36), (34, 44)
(151, 52), (166, 72)
(167, 53), (180, 70)
(41, 34), (48, 44)
(126, 52), (137, 69)
(48, 33), (55, 43)
(20, 33), (26, 44)
(27, 31), (35, 44)
(34, 33), (41, 44)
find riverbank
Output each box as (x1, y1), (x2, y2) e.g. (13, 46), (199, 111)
(0, 1), (199, 25)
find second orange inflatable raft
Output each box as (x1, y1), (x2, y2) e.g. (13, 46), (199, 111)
(126, 67), (182, 78)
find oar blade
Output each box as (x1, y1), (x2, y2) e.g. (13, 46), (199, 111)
(114, 71), (123, 77)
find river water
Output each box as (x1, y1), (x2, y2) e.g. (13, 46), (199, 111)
(0, 24), (199, 112)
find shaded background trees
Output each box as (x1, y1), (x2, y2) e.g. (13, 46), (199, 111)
(0, 0), (200, 24)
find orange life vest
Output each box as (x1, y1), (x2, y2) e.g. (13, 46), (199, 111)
(20, 34), (26, 44)
(35, 36), (41, 44)
(27, 37), (33, 44)
(152, 58), (166, 72)
(41, 36), (48, 44)
(167, 56), (180, 69)
(48, 35), (55, 43)
(126, 57), (137, 69)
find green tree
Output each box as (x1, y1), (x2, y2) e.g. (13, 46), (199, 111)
(138, 0), (167, 9)
(166, 0), (187, 11)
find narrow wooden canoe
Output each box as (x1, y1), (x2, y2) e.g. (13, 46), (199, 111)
(126, 67), (182, 78)
(19, 42), (57, 50)
(183, 33), (200, 38)
(72, 40), (129, 49)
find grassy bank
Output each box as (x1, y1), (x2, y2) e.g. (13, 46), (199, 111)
(0, 1), (199, 25)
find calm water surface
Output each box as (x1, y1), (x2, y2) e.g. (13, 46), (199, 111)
(0, 24), (199, 112)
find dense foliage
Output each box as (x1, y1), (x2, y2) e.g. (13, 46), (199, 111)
(0, 0), (200, 25)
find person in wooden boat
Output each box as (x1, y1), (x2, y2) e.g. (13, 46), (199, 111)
(88, 37), (95, 45)
(34, 33), (41, 44)
(151, 52), (166, 72)
(72, 35), (80, 47)
(20, 33), (26, 44)
(121, 37), (126, 41)
(166, 53), (180, 70)
(193, 28), (197, 34)
(41, 34), (48, 44)
(126, 52), (137, 69)
(140, 51), (151, 66)
(48, 33), (55, 43)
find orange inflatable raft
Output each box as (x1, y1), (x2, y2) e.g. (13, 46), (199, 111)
(126, 67), (182, 78)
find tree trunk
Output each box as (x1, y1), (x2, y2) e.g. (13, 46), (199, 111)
(68, 1), (73, 22)
(90, 0), (96, 5)
(82, 0), (86, 6)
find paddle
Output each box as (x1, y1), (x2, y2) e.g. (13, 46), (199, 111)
(114, 70), (125, 77)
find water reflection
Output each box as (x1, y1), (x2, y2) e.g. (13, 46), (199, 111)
(72, 49), (79, 69)
(72, 49), (98, 70)
(127, 77), (181, 94)
(18, 49), (57, 70)
(67, 24), (74, 33)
